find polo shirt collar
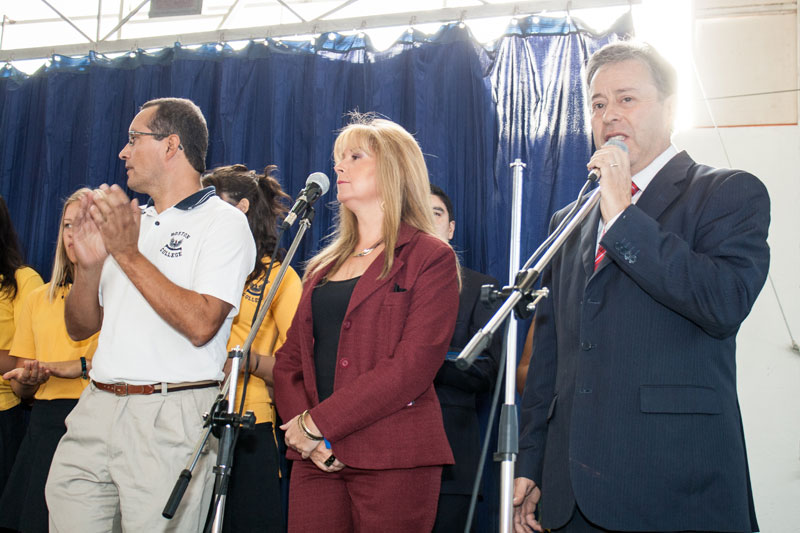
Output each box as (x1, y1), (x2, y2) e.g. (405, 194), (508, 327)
(144, 186), (217, 212)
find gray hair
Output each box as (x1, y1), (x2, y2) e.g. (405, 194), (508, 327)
(586, 42), (677, 100)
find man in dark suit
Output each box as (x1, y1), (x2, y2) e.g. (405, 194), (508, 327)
(513, 42), (770, 533)
(430, 184), (503, 533)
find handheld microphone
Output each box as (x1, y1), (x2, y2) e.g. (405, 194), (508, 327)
(588, 136), (628, 182)
(282, 172), (330, 229)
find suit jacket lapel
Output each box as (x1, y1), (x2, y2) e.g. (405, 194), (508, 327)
(635, 151), (694, 221)
(587, 151), (695, 276)
(344, 223), (415, 316)
(581, 200), (602, 278)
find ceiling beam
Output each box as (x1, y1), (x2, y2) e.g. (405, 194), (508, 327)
(40, 0), (96, 45)
(100, 0), (151, 42)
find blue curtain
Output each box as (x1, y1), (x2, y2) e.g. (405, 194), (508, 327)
(1, 13), (630, 285)
(0, 12), (630, 532)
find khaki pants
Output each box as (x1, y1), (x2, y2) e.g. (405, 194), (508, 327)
(46, 383), (218, 532)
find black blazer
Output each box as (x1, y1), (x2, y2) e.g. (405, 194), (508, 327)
(518, 152), (770, 532)
(435, 267), (502, 495)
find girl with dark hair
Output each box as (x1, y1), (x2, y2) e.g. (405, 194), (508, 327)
(0, 188), (98, 533)
(203, 164), (302, 532)
(0, 195), (43, 496)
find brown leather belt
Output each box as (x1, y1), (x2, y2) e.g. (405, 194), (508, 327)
(91, 380), (220, 396)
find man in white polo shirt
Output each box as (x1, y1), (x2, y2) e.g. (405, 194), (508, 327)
(46, 97), (255, 532)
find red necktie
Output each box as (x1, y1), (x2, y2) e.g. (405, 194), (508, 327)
(594, 182), (640, 271)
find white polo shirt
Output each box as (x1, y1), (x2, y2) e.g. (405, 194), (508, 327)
(90, 187), (256, 385)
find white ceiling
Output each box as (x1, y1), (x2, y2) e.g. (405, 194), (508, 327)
(0, 0), (634, 61)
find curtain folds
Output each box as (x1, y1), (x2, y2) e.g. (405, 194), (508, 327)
(1, 13), (630, 283)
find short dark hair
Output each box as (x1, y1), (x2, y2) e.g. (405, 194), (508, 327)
(586, 42), (677, 100)
(141, 98), (208, 173)
(430, 183), (454, 222)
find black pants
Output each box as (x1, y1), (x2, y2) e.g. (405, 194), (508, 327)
(221, 421), (285, 532)
(0, 399), (76, 533)
(433, 493), (472, 533)
(0, 403), (25, 498)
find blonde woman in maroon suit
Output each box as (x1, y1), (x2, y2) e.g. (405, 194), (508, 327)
(273, 115), (459, 532)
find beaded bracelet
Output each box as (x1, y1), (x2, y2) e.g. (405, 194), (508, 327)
(80, 357), (88, 380)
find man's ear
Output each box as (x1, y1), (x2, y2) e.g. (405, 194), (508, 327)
(448, 220), (455, 241)
(165, 134), (183, 158)
(664, 94), (677, 134)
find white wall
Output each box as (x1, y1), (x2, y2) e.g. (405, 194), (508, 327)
(691, 1), (798, 127)
(674, 125), (800, 533)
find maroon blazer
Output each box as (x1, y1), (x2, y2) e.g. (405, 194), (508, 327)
(273, 223), (458, 469)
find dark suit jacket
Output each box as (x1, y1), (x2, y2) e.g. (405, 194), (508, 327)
(274, 223), (458, 470)
(517, 152), (770, 532)
(435, 267), (502, 495)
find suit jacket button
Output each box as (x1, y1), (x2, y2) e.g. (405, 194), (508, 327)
(343, 320), (351, 329)
(340, 358), (350, 368)
(580, 341), (593, 350)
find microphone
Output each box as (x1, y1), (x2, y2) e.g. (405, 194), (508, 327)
(588, 136), (628, 182)
(282, 172), (330, 229)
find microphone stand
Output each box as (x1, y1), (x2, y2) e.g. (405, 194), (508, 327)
(455, 182), (601, 533)
(162, 207), (317, 532)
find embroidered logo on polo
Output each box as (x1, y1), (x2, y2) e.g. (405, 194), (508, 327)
(244, 279), (267, 303)
(160, 231), (190, 258)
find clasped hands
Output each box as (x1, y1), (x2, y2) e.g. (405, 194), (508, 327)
(73, 184), (141, 269)
(3, 359), (84, 386)
(281, 412), (346, 473)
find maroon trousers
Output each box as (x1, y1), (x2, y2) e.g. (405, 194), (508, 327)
(288, 459), (442, 533)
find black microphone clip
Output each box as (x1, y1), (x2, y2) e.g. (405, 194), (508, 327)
(282, 172), (330, 229)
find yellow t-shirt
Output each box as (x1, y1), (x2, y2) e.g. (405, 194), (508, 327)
(0, 266), (44, 410)
(228, 261), (301, 425)
(10, 283), (98, 400)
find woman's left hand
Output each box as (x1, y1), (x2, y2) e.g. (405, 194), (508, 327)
(310, 440), (346, 473)
(3, 359), (51, 386)
(280, 413), (323, 459)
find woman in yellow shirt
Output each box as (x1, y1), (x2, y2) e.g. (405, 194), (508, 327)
(0, 195), (44, 496)
(203, 165), (302, 532)
(0, 188), (98, 533)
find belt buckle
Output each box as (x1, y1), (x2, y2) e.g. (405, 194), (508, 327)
(113, 383), (129, 396)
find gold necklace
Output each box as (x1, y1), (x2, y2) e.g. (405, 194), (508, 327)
(353, 239), (384, 257)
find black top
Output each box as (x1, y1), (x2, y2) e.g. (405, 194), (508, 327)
(311, 276), (359, 402)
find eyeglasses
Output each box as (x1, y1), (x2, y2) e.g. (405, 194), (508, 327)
(128, 130), (167, 145)
(127, 130), (184, 150)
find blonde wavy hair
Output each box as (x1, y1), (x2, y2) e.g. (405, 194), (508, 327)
(49, 188), (92, 302)
(305, 114), (440, 281)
